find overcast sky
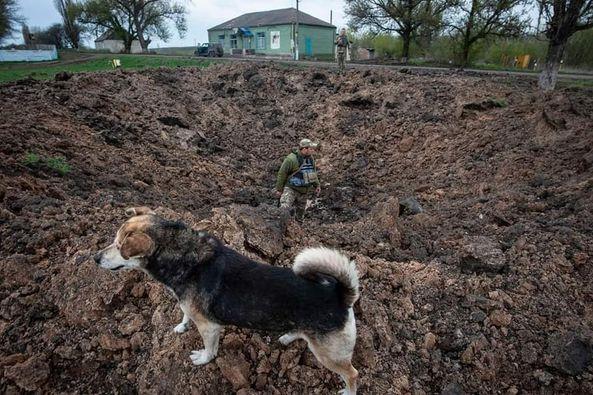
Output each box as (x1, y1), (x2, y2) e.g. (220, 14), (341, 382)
(11, 0), (348, 48)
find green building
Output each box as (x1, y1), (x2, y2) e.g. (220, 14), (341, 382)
(207, 7), (336, 59)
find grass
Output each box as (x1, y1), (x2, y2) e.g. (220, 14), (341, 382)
(0, 52), (216, 83)
(45, 156), (71, 176)
(23, 152), (41, 167)
(23, 152), (71, 176)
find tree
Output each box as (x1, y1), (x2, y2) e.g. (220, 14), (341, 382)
(54, 0), (84, 49)
(445, 0), (529, 67)
(112, 0), (188, 52)
(345, 0), (452, 62)
(79, 0), (138, 53)
(33, 24), (67, 49)
(536, 0), (593, 90)
(0, 0), (22, 43)
(79, 0), (187, 53)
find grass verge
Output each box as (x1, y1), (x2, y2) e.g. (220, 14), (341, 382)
(0, 53), (215, 83)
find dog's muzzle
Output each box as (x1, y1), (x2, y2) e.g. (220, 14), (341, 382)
(93, 252), (102, 265)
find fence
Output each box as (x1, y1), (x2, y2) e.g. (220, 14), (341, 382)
(0, 45), (58, 62)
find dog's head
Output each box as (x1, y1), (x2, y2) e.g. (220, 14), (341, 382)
(94, 207), (158, 271)
(94, 207), (218, 273)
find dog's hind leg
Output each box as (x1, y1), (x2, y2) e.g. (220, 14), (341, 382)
(190, 316), (221, 366)
(304, 310), (358, 394)
(173, 312), (191, 333)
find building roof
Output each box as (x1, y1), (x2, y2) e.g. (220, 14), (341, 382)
(94, 30), (119, 42)
(208, 7), (335, 31)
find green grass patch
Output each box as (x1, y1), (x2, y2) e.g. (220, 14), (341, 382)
(0, 53), (215, 83)
(23, 152), (41, 167)
(23, 152), (71, 176)
(45, 156), (71, 176)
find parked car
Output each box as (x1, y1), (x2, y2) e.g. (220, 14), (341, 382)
(194, 43), (224, 57)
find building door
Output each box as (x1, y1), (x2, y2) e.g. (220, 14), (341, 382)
(305, 37), (313, 56)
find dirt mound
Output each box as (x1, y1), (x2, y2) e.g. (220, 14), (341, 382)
(1, 63), (593, 393)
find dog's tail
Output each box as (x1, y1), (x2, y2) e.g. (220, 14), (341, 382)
(293, 247), (359, 306)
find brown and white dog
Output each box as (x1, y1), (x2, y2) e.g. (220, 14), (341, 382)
(94, 207), (359, 394)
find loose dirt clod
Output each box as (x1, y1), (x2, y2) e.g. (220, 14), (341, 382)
(1, 62), (593, 393)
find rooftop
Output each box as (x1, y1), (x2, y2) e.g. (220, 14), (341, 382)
(208, 7), (335, 31)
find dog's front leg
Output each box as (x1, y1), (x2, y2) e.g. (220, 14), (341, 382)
(190, 318), (221, 366)
(173, 312), (191, 333)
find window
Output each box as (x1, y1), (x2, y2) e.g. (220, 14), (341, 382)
(230, 34), (237, 49)
(256, 32), (265, 49)
(218, 34), (225, 45)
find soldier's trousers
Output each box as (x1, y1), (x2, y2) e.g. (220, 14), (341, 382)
(337, 51), (346, 71)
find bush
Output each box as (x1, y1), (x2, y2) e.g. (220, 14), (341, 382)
(565, 30), (593, 70)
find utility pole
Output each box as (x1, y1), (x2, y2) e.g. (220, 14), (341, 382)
(295, 0), (299, 61)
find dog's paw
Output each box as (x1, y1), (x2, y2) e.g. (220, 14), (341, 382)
(279, 333), (297, 346)
(190, 349), (214, 365)
(173, 322), (189, 333)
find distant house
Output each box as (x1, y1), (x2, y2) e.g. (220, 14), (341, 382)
(208, 7), (336, 58)
(94, 30), (142, 54)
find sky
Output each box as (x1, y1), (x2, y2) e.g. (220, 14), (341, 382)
(10, 0), (348, 48)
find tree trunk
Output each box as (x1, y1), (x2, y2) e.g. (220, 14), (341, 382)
(538, 39), (567, 91)
(461, 40), (471, 69)
(137, 33), (149, 52)
(123, 34), (132, 53)
(401, 31), (411, 64)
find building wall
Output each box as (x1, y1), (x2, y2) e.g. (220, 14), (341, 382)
(209, 24), (335, 57)
(95, 40), (142, 54)
(297, 25), (336, 57)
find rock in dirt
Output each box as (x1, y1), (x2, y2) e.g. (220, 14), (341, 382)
(489, 310), (512, 327)
(54, 71), (72, 81)
(216, 353), (251, 391)
(460, 236), (507, 274)
(3, 356), (50, 391)
(99, 334), (130, 351)
(118, 313), (145, 335)
(400, 196), (423, 215)
(424, 332), (437, 350)
(200, 204), (288, 259)
(547, 332), (593, 376)
(441, 382), (467, 395)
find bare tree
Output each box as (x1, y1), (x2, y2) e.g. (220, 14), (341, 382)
(54, 0), (84, 49)
(0, 0), (22, 43)
(345, 0), (452, 62)
(445, 0), (529, 67)
(33, 24), (67, 49)
(537, 0), (593, 90)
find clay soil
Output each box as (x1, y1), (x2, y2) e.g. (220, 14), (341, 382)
(1, 62), (593, 394)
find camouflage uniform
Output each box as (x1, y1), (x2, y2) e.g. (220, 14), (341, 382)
(276, 141), (319, 211)
(336, 34), (349, 71)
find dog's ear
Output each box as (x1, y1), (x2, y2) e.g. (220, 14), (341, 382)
(120, 232), (155, 259)
(125, 206), (155, 217)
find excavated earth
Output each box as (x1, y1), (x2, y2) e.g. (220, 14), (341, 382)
(1, 62), (593, 394)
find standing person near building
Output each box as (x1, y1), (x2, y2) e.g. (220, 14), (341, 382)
(335, 27), (350, 71)
(275, 139), (321, 213)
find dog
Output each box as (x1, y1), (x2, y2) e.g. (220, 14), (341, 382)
(94, 207), (359, 394)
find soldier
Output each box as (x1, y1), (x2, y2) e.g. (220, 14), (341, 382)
(335, 28), (350, 72)
(276, 138), (321, 213)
